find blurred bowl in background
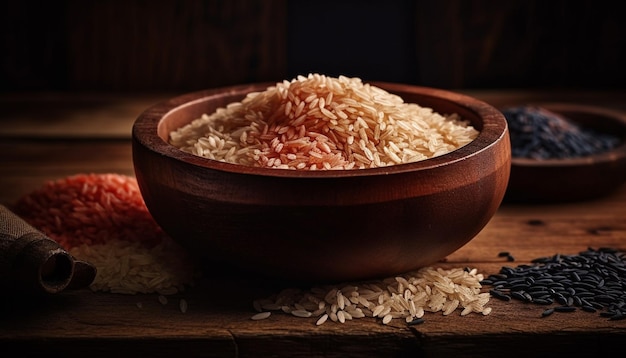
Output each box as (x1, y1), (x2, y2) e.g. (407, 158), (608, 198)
(131, 82), (510, 282)
(504, 103), (626, 203)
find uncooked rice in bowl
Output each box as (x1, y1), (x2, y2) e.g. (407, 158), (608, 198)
(12, 173), (196, 295)
(169, 74), (479, 170)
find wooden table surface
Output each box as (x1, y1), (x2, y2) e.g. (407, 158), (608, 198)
(1, 89), (625, 357)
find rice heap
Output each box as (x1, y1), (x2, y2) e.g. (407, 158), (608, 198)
(170, 74), (479, 170)
(251, 266), (491, 326)
(12, 173), (195, 295)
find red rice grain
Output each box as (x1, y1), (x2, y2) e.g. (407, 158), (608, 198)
(12, 173), (195, 295)
(13, 173), (163, 249)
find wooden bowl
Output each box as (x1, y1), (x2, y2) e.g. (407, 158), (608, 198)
(132, 82), (511, 282)
(504, 103), (626, 203)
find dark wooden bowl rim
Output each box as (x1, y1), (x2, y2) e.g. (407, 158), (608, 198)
(133, 82), (508, 178)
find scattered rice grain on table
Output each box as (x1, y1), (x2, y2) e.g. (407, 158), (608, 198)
(482, 247), (626, 321)
(170, 73), (479, 170)
(251, 266), (491, 325)
(179, 299), (188, 313)
(12, 173), (196, 295)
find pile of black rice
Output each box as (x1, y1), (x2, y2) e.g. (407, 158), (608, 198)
(501, 106), (621, 159)
(481, 247), (626, 320)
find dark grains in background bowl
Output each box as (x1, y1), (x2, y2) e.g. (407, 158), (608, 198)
(502, 106), (621, 159)
(481, 247), (626, 320)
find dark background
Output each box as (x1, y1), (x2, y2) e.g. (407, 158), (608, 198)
(2, 0), (624, 93)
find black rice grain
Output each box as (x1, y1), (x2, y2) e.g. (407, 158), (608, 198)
(511, 291), (531, 302)
(527, 219), (545, 226)
(542, 308), (555, 317)
(408, 318), (425, 326)
(502, 106), (621, 159)
(489, 289), (511, 301)
(497, 252), (516, 262)
(481, 247), (626, 320)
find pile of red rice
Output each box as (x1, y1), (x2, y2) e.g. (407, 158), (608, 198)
(12, 173), (195, 295)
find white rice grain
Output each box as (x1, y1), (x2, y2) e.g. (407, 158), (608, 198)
(316, 313), (329, 326)
(291, 309), (312, 318)
(251, 311), (271, 320)
(337, 310), (346, 323)
(250, 266), (491, 326)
